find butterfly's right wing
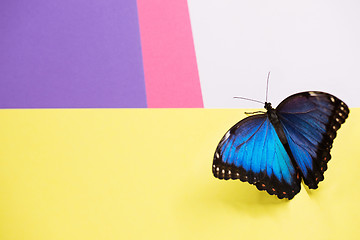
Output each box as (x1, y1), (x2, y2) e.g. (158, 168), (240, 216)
(276, 91), (349, 189)
(213, 114), (301, 199)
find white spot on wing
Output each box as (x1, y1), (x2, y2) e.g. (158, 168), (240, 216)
(330, 97), (335, 102)
(223, 131), (230, 141)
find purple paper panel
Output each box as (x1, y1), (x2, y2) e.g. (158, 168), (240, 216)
(0, 0), (147, 108)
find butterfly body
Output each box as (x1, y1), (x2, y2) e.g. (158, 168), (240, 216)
(213, 91), (349, 199)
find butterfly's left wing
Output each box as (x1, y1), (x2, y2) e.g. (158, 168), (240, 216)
(276, 91), (349, 189)
(213, 114), (301, 199)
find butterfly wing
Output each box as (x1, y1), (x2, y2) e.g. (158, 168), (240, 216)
(213, 114), (301, 199)
(276, 91), (349, 189)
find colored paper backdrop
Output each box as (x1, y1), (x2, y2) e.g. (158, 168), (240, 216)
(188, 0), (360, 108)
(1, 0), (360, 239)
(0, 109), (359, 239)
(0, 0), (203, 108)
(1, 0), (360, 108)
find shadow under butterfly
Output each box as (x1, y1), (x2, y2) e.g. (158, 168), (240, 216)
(213, 91), (349, 200)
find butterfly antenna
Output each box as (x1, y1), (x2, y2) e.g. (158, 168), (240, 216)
(233, 96), (265, 105)
(266, 71), (270, 102)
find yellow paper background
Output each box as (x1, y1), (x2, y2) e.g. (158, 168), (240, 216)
(0, 109), (359, 239)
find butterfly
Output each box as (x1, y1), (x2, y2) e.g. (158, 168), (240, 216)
(213, 91), (349, 199)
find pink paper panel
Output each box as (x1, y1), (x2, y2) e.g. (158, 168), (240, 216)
(137, 0), (203, 108)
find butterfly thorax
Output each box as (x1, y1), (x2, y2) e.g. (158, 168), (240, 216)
(265, 103), (288, 147)
(264, 102), (281, 131)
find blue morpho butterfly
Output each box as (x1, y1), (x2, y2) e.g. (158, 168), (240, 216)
(213, 78), (349, 199)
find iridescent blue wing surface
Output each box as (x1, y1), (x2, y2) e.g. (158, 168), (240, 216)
(276, 91), (349, 189)
(213, 114), (301, 199)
